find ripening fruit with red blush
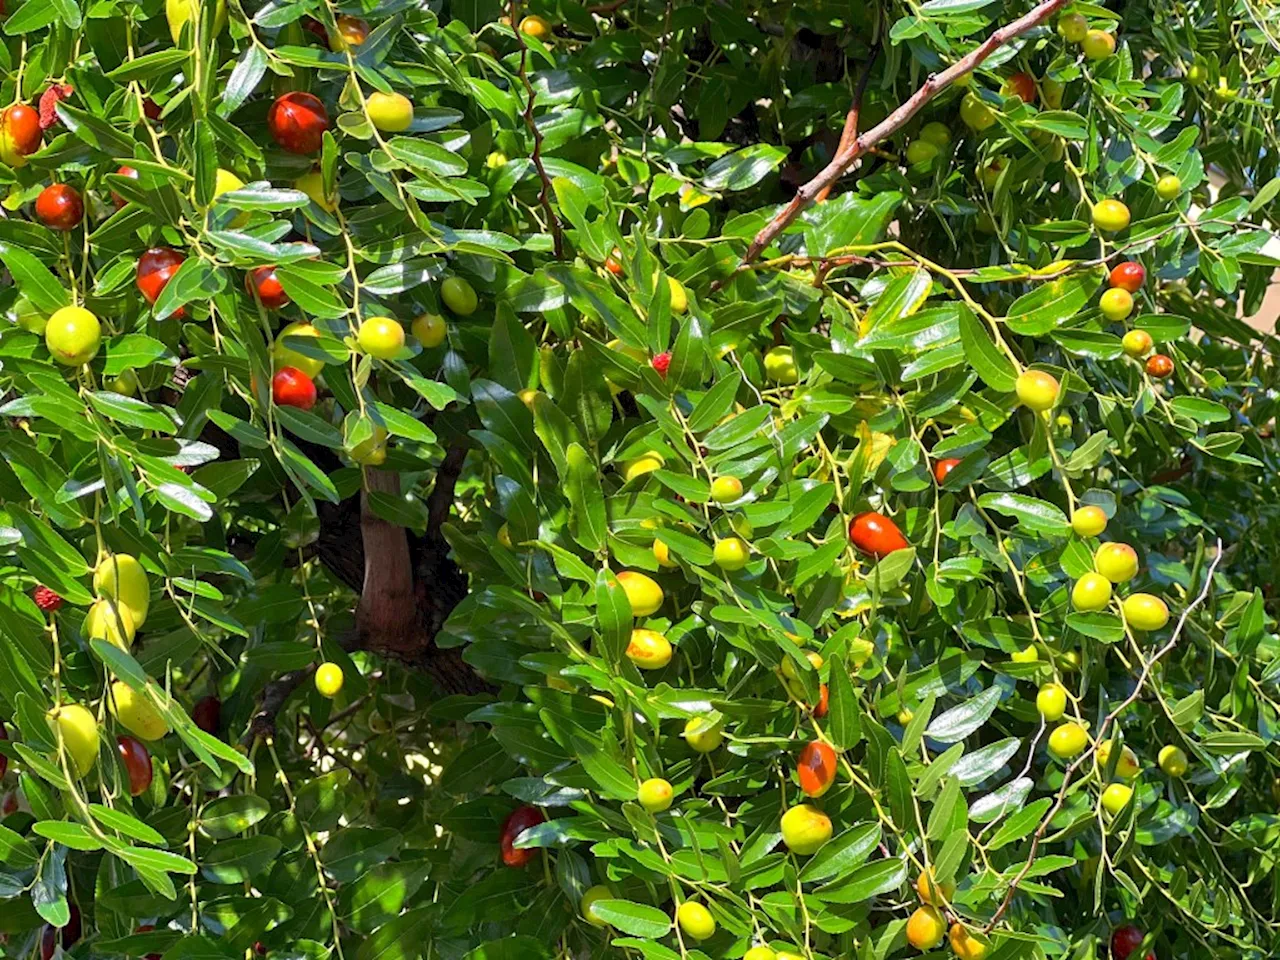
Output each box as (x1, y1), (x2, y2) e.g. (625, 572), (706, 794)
(247, 266), (289, 309)
(1110, 924), (1153, 960)
(0, 103), (42, 167)
(1003, 71), (1037, 103)
(192, 696), (221, 735)
(1146, 354), (1174, 379)
(35, 184), (84, 230)
(116, 735), (153, 797)
(267, 91), (330, 154)
(499, 805), (546, 867)
(605, 254), (624, 276)
(849, 511), (909, 558)
(1109, 261), (1145, 292)
(33, 585), (62, 612)
(113, 165), (140, 208)
(272, 367), (317, 411)
(933, 458), (961, 484)
(813, 683), (828, 718)
(797, 741), (838, 797)
(137, 248), (185, 309)
(652, 352), (671, 377)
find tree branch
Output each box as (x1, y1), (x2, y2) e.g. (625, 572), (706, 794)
(509, 0), (565, 258)
(739, 0), (1070, 268)
(813, 44), (879, 205)
(428, 442), (468, 538)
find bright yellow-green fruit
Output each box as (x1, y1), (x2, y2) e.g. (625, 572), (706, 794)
(781, 651), (823, 681)
(411, 313), (447, 348)
(48, 703), (99, 777)
(667, 276), (688, 314)
(45, 306), (102, 366)
(617, 571), (663, 616)
(637, 777), (673, 812)
(1015, 369), (1060, 411)
(780, 803), (832, 855)
(349, 425), (389, 466)
(1099, 288), (1134, 322)
(676, 901), (715, 941)
(744, 948), (776, 960)
(295, 171), (338, 213)
(94, 554), (150, 628)
(1122, 329), (1153, 358)
(919, 121), (952, 148)
(496, 523), (512, 549)
(441, 276), (478, 316)
(1010, 645), (1038, 663)
(85, 599), (137, 652)
(1037, 683), (1067, 721)
(109, 370), (141, 397)
(486, 151), (508, 169)
(1095, 542), (1139, 583)
(1156, 174), (1182, 200)
(905, 906), (946, 951)
(1082, 29), (1116, 60)
(959, 92), (997, 132)
(357, 317), (406, 359)
(166, 0), (227, 45)
(713, 537), (750, 571)
(710, 476), (743, 504)
(1158, 744), (1188, 777)
(273, 322), (325, 378)
(622, 453), (664, 482)
(109, 681), (169, 741)
(1100, 782), (1133, 815)
(626, 629), (673, 670)
(315, 662), (344, 698)
(1098, 740), (1141, 778)
(581, 885), (612, 927)
(1071, 505), (1108, 538)
(1048, 721), (1089, 759)
(212, 168), (250, 227)
(683, 716), (723, 753)
(13, 296), (48, 334)
(1092, 198), (1131, 232)
(1072, 572), (1113, 612)
(1058, 12), (1088, 43)
(1186, 63), (1209, 85)
(653, 538), (677, 568)
(1122, 593), (1169, 631)
(763, 346), (799, 384)
(905, 140), (939, 166)
(366, 91), (414, 132)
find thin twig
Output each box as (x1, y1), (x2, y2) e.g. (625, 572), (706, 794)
(739, 0), (1070, 268)
(509, 0), (565, 258)
(814, 44), (880, 204)
(983, 538), (1224, 933)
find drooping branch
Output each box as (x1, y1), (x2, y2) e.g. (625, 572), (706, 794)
(509, 0), (565, 258)
(739, 0), (1070, 267)
(813, 44), (880, 205)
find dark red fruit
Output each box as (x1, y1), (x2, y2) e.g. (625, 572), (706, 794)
(933, 458), (961, 484)
(117, 735), (153, 797)
(143, 99), (162, 121)
(652, 352), (671, 377)
(849, 511), (910, 559)
(37, 84), (73, 131)
(1110, 924), (1153, 960)
(1146, 354), (1174, 379)
(797, 741), (837, 797)
(136, 248), (185, 313)
(34, 585), (62, 611)
(1, 792), (16, 816)
(499, 805), (546, 867)
(246, 266), (289, 309)
(35, 184), (83, 231)
(271, 367), (317, 411)
(1109, 261), (1145, 293)
(113, 165), (140, 209)
(1005, 71), (1036, 103)
(267, 92), (329, 155)
(193, 696), (221, 735)
(134, 925), (161, 960)
(40, 905), (80, 960)
(301, 17), (328, 43)
(814, 683), (828, 718)
(253, 943), (267, 956)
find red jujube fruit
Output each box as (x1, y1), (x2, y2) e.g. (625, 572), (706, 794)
(849, 511), (909, 558)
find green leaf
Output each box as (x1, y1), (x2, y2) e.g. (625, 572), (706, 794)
(925, 686), (1002, 743)
(958, 305), (1016, 392)
(799, 822), (880, 883)
(565, 443), (606, 552)
(587, 900), (672, 938)
(1003, 272), (1099, 336)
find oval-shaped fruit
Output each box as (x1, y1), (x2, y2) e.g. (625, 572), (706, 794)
(14, 295), (48, 334)
(1058, 12), (1088, 43)
(412, 313), (446, 348)
(136, 248), (185, 306)
(1037, 682), (1067, 721)
(1110, 924), (1146, 960)
(780, 803), (832, 855)
(1092, 198), (1131, 232)
(273, 322), (325, 378)
(580, 885), (612, 927)
(109, 680), (169, 741)
(1015, 369), (1060, 411)
(683, 716), (723, 753)
(94, 553), (150, 627)
(499, 805), (546, 867)
(315, 662), (344, 698)
(849, 511), (909, 559)
(905, 139), (939, 167)
(933, 458), (961, 484)
(797, 741), (837, 798)
(1122, 329), (1153, 358)
(710, 476), (743, 504)
(486, 151), (508, 169)
(781, 651), (823, 682)
(247, 266), (289, 309)
(329, 15), (368, 51)
(616, 571), (663, 617)
(116, 735), (153, 797)
(1072, 572), (1113, 612)
(268, 91), (329, 154)
(350, 426), (389, 466)
(193, 695), (221, 735)
(637, 777), (673, 812)
(1095, 542), (1139, 583)
(959, 92), (996, 132)
(713, 537), (750, 571)
(653, 538), (676, 568)
(915, 867), (954, 905)
(47, 703), (99, 777)
(1146, 353), (1174, 379)
(919, 121), (951, 147)
(1011, 645), (1038, 663)
(1048, 721), (1089, 760)
(743, 948), (776, 960)
(1155, 174), (1182, 200)
(35, 184), (83, 230)
(676, 901), (715, 941)
(441, 276), (478, 316)
(949, 923), (990, 960)
(1109, 261), (1146, 292)
(270, 367), (317, 410)
(366, 91), (414, 132)
(1097, 739), (1140, 778)
(1071, 505), (1108, 538)
(1082, 29), (1116, 59)
(1041, 77), (1065, 109)
(906, 906), (945, 951)
(357, 317), (406, 359)
(1158, 744), (1188, 778)
(1099, 288), (1134, 322)
(0, 104), (42, 167)
(296, 170), (338, 212)
(45, 306), (101, 366)
(626, 629), (673, 670)
(85, 598), (137, 651)
(1003, 71), (1037, 103)
(1101, 782), (1134, 815)
(622, 452), (664, 482)
(763, 346), (799, 384)
(666, 276), (688, 314)
(166, 0), (227, 44)
(1122, 593), (1169, 631)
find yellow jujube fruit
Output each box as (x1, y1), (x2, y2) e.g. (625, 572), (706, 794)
(905, 906), (946, 951)
(743, 949), (776, 960)
(366, 91), (414, 133)
(779, 803), (832, 855)
(1072, 572), (1113, 612)
(581, 885), (612, 927)
(676, 901), (715, 941)
(1098, 739), (1141, 778)
(212, 168), (249, 227)
(1158, 745), (1188, 777)
(652, 538), (677, 568)
(616, 571), (663, 617)
(94, 554), (150, 628)
(713, 536), (750, 571)
(710, 476), (743, 504)
(626, 629), (673, 670)
(108, 681), (169, 741)
(1036, 683), (1067, 721)
(295, 171), (338, 213)
(349, 426), (389, 466)
(1095, 542), (1140, 583)
(1071, 505), (1108, 538)
(1122, 593), (1169, 631)
(47, 703), (99, 777)
(85, 599), (137, 652)
(166, 0), (228, 45)
(637, 777), (673, 812)
(1015, 369), (1060, 412)
(315, 662), (344, 698)
(411, 313), (447, 348)
(1100, 782), (1133, 815)
(273, 322), (325, 378)
(666, 276), (688, 314)
(621, 453), (664, 482)
(1048, 721), (1089, 759)
(915, 867), (954, 905)
(949, 923), (990, 960)
(683, 716), (723, 753)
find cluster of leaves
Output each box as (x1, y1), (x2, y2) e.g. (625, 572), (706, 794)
(3, 1), (1280, 960)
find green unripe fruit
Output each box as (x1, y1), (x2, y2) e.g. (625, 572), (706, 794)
(441, 276), (478, 316)
(1036, 683), (1067, 721)
(763, 346), (799, 384)
(676, 902), (716, 941)
(1048, 721), (1089, 759)
(713, 537), (750, 571)
(1155, 174), (1182, 200)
